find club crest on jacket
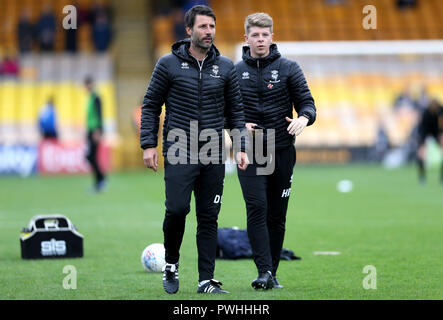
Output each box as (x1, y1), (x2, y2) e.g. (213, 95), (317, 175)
(211, 65), (220, 78)
(269, 70), (280, 83)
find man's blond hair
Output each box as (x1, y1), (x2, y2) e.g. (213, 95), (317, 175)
(244, 12), (273, 35)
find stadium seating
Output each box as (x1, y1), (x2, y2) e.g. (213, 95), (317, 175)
(0, 0), (110, 53)
(211, 0), (443, 42)
(151, 0), (443, 47)
(1, 0), (442, 165)
(0, 53), (117, 145)
(0, 0), (117, 144)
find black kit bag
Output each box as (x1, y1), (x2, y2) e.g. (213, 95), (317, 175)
(20, 214), (83, 259)
(217, 227), (302, 260)
(216, 227), (253, 259)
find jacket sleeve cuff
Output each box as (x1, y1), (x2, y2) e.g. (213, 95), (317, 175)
(141, 142), (157, 150)
(298, 109), (316, 126)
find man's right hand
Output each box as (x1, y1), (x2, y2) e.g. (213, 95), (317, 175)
(143, 148), (158, 172)
(245, 122), (257, 132)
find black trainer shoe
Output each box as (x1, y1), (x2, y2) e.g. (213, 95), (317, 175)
(162, 263), (179, 294)
(272, 277), (284, 289)
(96, 179), (108, 192)
(197, 279), (229, 294)
(251, 271), (273, 290)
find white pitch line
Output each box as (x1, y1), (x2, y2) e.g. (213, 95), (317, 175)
(313, 251), (341, 255)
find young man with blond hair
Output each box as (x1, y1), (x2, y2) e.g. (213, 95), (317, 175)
(235, 12), (316, 290)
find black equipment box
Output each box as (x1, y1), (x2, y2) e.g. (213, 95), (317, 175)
(20, 215), (83, 259)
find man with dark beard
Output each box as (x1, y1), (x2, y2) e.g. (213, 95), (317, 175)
(140, 5), (249, 294)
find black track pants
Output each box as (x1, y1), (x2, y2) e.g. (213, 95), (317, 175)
(237, 146), (296, 275)
(86, 132), (105, 185)
(163, 161), (225, 281)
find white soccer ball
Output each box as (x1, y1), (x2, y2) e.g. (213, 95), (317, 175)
(337, 179), (354, 193)
(141, 243), (166, 273)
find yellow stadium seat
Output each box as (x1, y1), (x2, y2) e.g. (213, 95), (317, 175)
(54, 82), (75, 127)
(0, 82), (19, 122)
(18, 84), (37, 122)
(72, 84), (87, 127)
(97, 82), (117, 121)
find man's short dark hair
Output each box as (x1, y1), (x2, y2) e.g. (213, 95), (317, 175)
(184, 5), (216, 29)
(84, 76), (94, 86)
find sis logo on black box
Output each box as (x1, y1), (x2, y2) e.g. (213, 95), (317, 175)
(41, 239), (67, 256)
(21, 215), (83, 259)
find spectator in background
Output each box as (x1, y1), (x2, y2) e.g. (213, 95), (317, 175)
(37, 4), (56, 52)
(393, 86), (416, 111)
(397, 0), (417, 9)
(65, 1), (95, 53)
(92, 11), (112, 52)
(0, 55), (20, 77)
(91, 0), (113, 27)
(65, 2), (78, 53)
(38, 98), (58, 139)
(416, 99), (443, 184)
(65, 29), (77, 53)
(17, 9), (35, 53)
(84, 76), (107, 192)
(78, 1), (93, 25)
(394, 86), (422, 162)
(155, 0), (174, 15)
(65, 26), (78, 53)
(416, 85), (430, 114)
(324, 0), (347, 4)
(182, 0), (209, 12)
(373, 123), (390, 162)
(172, 7), (186, 41)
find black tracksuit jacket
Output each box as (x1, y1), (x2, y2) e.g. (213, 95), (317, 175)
(140, 39), (247, 158)
(235, 44), (316, 151)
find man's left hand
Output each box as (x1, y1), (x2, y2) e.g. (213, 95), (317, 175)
(236, 151), (249, 171)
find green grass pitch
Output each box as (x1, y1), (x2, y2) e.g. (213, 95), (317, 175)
(0, 164), (442, 300)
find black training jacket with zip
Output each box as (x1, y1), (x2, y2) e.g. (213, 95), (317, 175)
(140, 39), (247, 158)
(235, 44), (316, 151)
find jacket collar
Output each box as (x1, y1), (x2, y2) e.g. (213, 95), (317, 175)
(172, 38), (220, 64)
(242, 43), (281, 67)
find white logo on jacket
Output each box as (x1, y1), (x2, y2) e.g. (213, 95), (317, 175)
(242, 72), (250, 79)
(181, 62), (189, 69)
(269, 70), (280, 83)
(210, 65), (220, 78)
